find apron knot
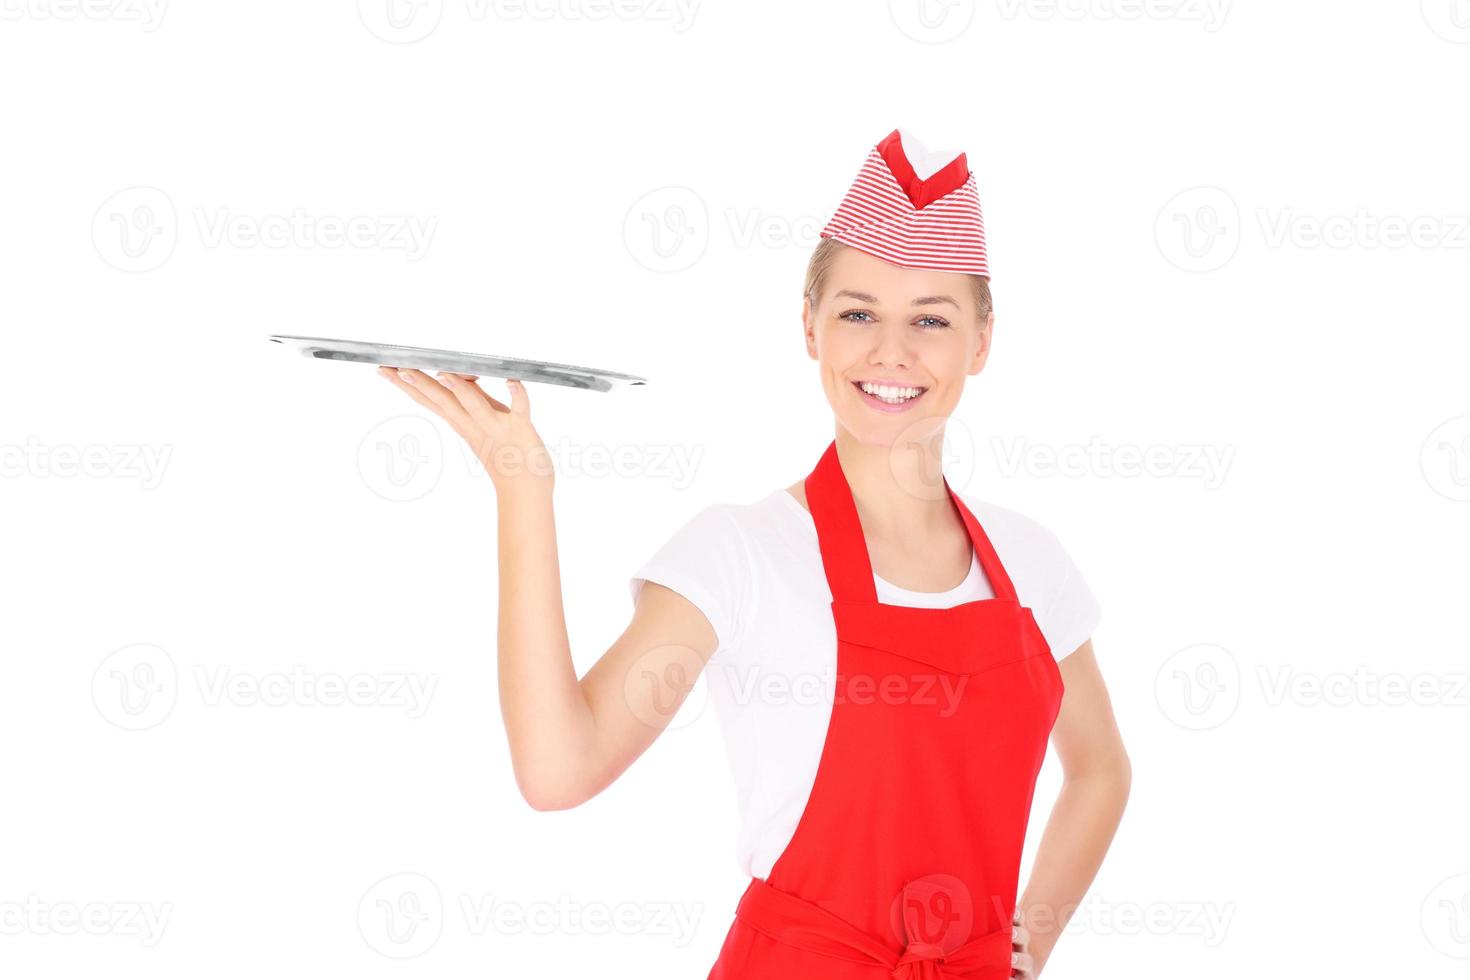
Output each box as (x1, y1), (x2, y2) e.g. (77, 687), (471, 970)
(891, 941), (952, 979)
(889, 875), (1013, 979)
(734, 876), (1014, 980)
(891, 936), (1011, 979)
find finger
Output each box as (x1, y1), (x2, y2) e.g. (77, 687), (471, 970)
(1010, 924), (1030, 949)
(392, 368), (477, 426)
(435, 376), (509, 464)
(440, 372), (485, 391)
(436, 372), (510, 415)
(379, 367), (477, 433)
(1010, 950), (1034, 979)
(505, 377), (531, 417)
(429, 373), (517, 461)
(378, 365), (445, 415)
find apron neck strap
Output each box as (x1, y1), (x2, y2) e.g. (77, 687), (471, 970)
(803, 439), (1019, 604)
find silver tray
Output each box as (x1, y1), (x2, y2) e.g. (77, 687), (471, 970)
(268, 335), (646, 392)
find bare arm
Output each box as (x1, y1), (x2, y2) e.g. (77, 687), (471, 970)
(379, 367), (717, 811)
(498, 477), (716, 809)
(1015, 639), (1131, 977)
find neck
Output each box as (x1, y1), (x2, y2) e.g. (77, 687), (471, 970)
(831, 428), (956, 534)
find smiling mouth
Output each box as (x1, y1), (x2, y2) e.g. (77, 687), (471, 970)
(851, 379), (928, 406)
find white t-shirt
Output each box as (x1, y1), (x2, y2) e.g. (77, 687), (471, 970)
(628, 487), (1101, 879)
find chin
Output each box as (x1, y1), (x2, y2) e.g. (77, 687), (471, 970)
(833, 401), (951, 450)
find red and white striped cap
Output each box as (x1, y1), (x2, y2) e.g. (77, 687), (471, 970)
(819, 127), (989, 278)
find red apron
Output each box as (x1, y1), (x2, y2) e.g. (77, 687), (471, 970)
(706, 440), (1065, 980)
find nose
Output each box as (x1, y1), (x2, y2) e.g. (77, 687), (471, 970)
(867, 321), (915, 371)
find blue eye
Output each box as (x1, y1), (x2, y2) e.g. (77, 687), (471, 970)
(840, 310), (950, 328)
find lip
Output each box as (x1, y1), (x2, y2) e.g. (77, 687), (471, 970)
(850, 379), (928, 414)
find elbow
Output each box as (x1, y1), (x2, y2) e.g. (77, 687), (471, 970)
(520, 787), (585, 813)
(513, 767), (592, 812)
(1108, 749), (1133, 815)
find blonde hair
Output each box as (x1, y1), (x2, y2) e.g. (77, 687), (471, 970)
(803, 237), (993, 321)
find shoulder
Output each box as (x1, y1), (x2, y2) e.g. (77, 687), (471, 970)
(953, 491), (1102, 660)
(652, 490), (795, 548)
(628, 490), (801, 635)
(687, 489), (814, 553)
(956, 493), (1069, 571)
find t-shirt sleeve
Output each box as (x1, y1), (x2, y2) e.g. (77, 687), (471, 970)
(1034, 528), (1102, 663)
(628, 504), (751, 663)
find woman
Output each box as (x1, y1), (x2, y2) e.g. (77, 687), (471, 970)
(377, 128), (1130, 979)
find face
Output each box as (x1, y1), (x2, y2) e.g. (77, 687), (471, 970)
(803, 245), (994, 447)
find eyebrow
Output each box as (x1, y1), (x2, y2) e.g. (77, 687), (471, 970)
(832, 288), (960, 310)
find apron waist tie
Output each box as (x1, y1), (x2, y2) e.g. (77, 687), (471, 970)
(735, 877), (1013, 980)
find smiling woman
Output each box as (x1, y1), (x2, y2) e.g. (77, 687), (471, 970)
(375, 125), (1130, 980)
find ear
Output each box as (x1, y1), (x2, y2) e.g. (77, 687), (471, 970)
(969, 310), (995, 376)
(802, 295), (818, 360)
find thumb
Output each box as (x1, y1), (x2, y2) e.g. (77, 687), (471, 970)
(506, 377), (531, 416)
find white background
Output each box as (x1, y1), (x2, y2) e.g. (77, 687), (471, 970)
(3, 1), (1468, 977)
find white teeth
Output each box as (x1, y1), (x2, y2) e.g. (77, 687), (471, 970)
(857, 381), (924, 404)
